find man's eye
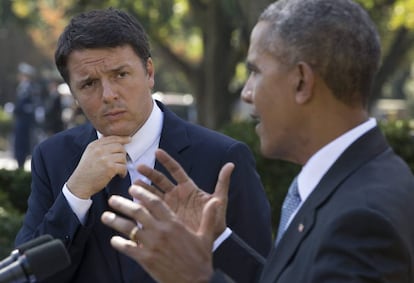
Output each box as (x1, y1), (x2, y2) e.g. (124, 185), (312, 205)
(81, 80), (95, 89)
(118, 71), (128, 78)
(247, 66), (257, 76)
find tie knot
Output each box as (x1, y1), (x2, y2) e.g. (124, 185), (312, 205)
(287, 177), (300, 200)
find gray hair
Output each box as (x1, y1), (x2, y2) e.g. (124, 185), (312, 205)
(259, 0), (381, 106)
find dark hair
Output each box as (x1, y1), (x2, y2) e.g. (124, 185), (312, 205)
(55, 8), (151, 83)
(259, 0), (381, 107)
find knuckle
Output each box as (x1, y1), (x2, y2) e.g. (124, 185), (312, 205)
(147, 197), (161, 208)
(131, 204), (145, 218)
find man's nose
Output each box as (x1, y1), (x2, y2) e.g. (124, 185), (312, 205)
(102, 81), (118, 101)
(241, 86), (253, 103)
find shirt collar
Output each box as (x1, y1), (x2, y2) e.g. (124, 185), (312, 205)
(297, 118), (377, 202)
(97, 99), (163, 162)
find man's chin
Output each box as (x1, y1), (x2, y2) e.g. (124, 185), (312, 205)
(99, 127), (132, 137)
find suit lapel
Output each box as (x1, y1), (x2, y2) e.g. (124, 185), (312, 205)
(155, 101), (192, 178)
(63, 124), (97, 179)
(261, 127), (390, 283)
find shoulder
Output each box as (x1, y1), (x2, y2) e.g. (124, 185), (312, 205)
(35, 123), (95, 154)
(162, 103), (247, 149)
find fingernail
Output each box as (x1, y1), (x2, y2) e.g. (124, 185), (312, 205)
(103, 211), (116, 222)
(129, 185), (140, 194)
(109, 195), (121, 205)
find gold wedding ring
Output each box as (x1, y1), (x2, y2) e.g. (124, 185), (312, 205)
(129, 226), (139, 242)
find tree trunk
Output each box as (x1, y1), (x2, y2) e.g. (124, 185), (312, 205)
(370, 27), (414, 110)
(189, 0), (234, 129)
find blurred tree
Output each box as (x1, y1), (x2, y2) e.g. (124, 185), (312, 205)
(358, 0), (414, 109)
(66, 0), (271, 129)
(3, 0), (414, 129)
(0, 0), (63, 104)
(68, 0), (414, 128)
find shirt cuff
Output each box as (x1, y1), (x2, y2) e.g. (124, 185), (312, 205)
(213, 227), (232, 251)
(62, 183), (93, 225)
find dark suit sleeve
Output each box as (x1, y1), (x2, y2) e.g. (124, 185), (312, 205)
(209, 270), (236, 283)
(14, 145), (93, 283)
(213, 143), (272, 283)
(213, 233), (265, 283)
(309, 209), (413, 283)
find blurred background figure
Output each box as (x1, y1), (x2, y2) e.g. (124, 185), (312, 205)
(43, 78), (64, 136)
(12, 62), (37, 169)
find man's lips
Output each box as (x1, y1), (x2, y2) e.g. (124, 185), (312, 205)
(250, 113), (260, 122)
(104, 110), (126, 119)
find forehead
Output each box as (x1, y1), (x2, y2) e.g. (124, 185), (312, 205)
(67, 45), (139, 74)
(247, 22), (273, 61)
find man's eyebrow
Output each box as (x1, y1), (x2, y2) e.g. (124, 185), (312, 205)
(109, 64), (129, 73)
(76, 76), (93, 86)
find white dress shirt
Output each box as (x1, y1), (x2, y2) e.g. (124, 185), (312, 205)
(62, 100), (163, 224)
(62, 100), (229, 250)
(285, 118), (377, 228)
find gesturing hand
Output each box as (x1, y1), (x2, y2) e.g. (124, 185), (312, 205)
(101, 162), (232, 283)
(135, 149), (235, 237)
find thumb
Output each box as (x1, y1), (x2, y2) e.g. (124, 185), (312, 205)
(198, 198), (223, 245)
(214, 162), (234, 201)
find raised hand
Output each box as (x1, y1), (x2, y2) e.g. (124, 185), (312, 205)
(101, 185), (224, 283)
(101, 151), (234, 282)
(135, 149), (234, 236)
(66, 136), (131, 199)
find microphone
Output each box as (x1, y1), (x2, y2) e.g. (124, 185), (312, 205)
(0, 239), (71, 283)
(0, 235), (53, 270)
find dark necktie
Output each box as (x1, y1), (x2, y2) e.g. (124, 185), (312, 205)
(106, 172), (140, 282)
(275, 177), (301, 245)
(106, 172), (132, 199)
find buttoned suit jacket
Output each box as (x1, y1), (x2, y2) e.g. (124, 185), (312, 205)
(211, 126), (414, 283)
(15, 101), (272, 283)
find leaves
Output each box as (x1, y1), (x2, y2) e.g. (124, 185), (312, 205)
(389, 0), (414, 29)
(6, 0), (414, 128)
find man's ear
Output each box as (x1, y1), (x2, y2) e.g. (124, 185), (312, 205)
(146, 58), (155, 89)
(294, 61), (314, 104)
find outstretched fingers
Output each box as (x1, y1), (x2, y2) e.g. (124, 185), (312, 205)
(134, 178), (165, 199)
(110, 235), (146, 262)
(101, 210), (138, 240)
(214, 162), (234, 201)
(198, 163), (234, 242)
(128, 185), (175, 221)
(136, 164), (175, 194)
(198, 198), (223, 246)
(154, 149), (192, 184)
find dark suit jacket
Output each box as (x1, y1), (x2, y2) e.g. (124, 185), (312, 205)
(15, 101), (272, 283)
(212, 126), (414, 283)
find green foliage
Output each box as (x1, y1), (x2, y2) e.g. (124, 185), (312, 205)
(0, 206), (23, 258)
(0, 119), (412, 255)
(0, 107), (12, 134)
(220, 120), (300, 232)
(0, 107), (12, 151)
(379, 119), (414, 169)
(0, 169), (30, 258)
(221, 119), (414, 234)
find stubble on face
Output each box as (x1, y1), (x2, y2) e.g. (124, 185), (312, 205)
(67, 46), (154, 137)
